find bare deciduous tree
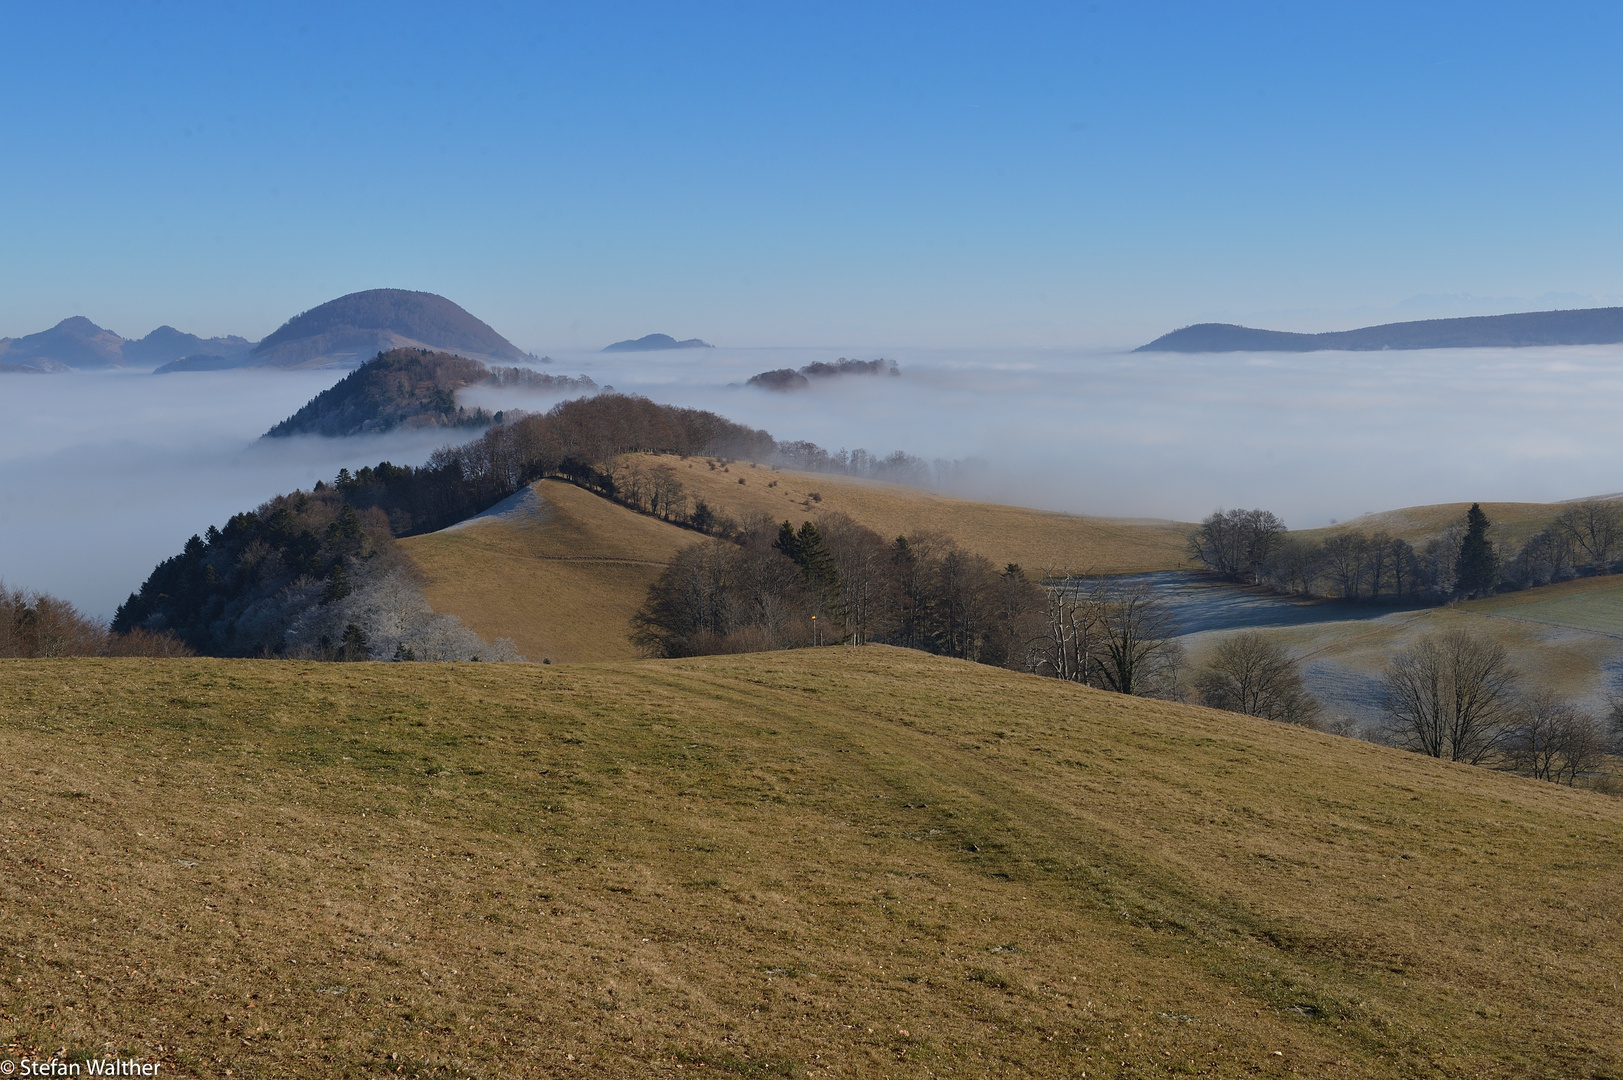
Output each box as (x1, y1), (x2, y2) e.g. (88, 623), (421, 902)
(1194, 631), (1321, 727)
(1553, 501), (1623, 568)
(1188, 509), (1286, 583)
(1088, 580), (1183, 698)
(1028, 572), (1101, 683)
(1363, 530), (1394, 601)
(1386, 535), (1421, 602)
(1380, 629), (1520, 764)
(816, 512), (890, 645)
(1505, 693), (1607, 785)
(1320, 531), (1369, 600)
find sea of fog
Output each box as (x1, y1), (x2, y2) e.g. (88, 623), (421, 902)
(5, 344), (1623, 619)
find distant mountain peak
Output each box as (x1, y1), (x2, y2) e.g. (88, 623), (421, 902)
(602, 333), (713, 352)
(0, 315), (126, 370)
(247, 288), (527, 370)
(54, 315), (116, 335)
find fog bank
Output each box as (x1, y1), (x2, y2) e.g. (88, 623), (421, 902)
(8, 344), (1623, 619)
(490, 343), (1623, 527)
(0, 370), (464, 619)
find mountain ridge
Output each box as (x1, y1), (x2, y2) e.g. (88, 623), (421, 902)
(1137, 305), (1623, 352)
(0, 317), (253, 371)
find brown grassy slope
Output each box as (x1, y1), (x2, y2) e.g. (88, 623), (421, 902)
(2, 651), (1621, 1078)
(632, 452), (1193, 572)
(398, 479), (695, 661)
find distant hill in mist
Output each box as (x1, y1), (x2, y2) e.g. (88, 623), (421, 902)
(1137, 306), (1623, 352)
(220, 289), (528, 371)
(603, 333), (713, 352)
(0, 317), (251, 372)
(123, 326), (253, 367)
(747, 357), (898, 390)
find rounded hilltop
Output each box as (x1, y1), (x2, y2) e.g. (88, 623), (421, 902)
(246, 288), (529, 369)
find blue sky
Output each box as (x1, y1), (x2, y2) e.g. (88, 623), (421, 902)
(3, 1), (1620, 349)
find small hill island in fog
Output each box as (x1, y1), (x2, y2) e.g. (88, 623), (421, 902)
(602, 333), (713, 352)
(1137, 305), (1623, 352)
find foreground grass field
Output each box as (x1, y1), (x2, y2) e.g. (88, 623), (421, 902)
(631, 454), (1195, 574)
(2, 650), (1621, 1078)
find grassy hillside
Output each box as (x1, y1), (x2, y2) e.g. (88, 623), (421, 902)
(630, 453), (1194, 573)
(2, 650), (1621, 1077)
(398, 479), (696, 661)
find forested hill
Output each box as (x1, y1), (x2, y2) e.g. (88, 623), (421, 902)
(264, 349), (493, 437)
(264, 349), (601, 437)
(1137, 306), (1623, 352)
(247, 289), (527, 369)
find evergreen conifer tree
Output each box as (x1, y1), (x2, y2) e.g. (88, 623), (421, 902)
(1455, 503), (1498, 597)
(339, 622), (369, 661)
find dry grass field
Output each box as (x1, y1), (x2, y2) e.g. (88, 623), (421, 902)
(399, 480), (697, 662)
(3, 649), (1621, 1078)
(632, 453), (1194, 573)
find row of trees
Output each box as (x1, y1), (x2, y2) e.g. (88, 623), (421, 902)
(1, 582), (191, 658)
(1191, 500), (1623, 603)
(632, 514), (1042, 667)
(629, 501), (1618, 790)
